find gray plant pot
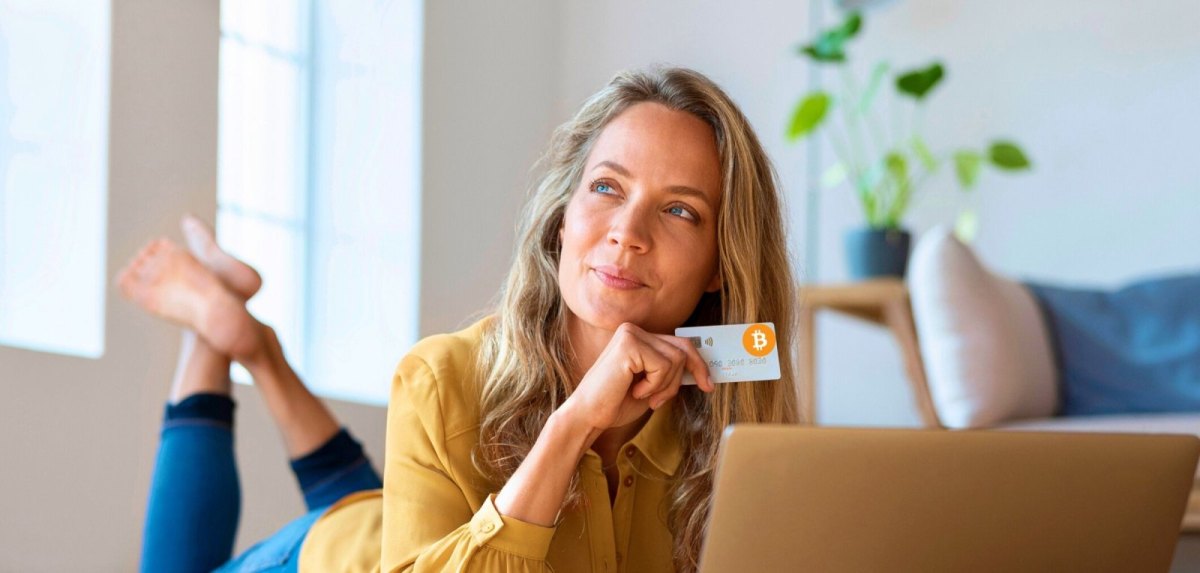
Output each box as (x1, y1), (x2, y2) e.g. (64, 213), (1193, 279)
(845, 227), (912, 280)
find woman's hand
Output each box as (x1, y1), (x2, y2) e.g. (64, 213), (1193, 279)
(560, 322), (715, 434)
(494, 322), (714, 526)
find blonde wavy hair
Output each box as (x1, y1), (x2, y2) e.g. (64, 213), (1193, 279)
(474, 66), (800, 573)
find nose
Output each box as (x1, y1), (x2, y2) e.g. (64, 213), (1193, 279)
(606, 201), (653, 253)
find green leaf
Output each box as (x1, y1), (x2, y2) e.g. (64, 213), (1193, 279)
(911, 136), (938, 171)
(954, 150), (983, 190)
(896, 62), (945, 100)
(797, 12), (862, 63)
(988, 141), (1032, 170)
(885, 151), (908, 181)
(821, 162), (847, 188)
(786, 92), (831, 141)
(800, 44), (846, 63)
(955, 209), (979, 243)
(857, 61), (890, 115)
(841, 12), (863, 37)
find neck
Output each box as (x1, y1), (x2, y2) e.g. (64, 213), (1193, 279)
(565, 310), (614, 383)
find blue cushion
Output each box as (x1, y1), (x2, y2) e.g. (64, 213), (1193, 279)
(1025, 273), (1200, 416)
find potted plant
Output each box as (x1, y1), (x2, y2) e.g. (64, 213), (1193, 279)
(787, 11), (1032, 279)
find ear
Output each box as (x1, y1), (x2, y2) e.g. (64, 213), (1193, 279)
(704, 270), (722, 293)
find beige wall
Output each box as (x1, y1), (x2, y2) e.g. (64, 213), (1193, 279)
(418, 0), (561, 336)
(0, 1), (559, 570)
(0, 1), (221, 570)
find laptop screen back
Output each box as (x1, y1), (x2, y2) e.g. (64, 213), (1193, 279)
(699, 426), (1199, 573)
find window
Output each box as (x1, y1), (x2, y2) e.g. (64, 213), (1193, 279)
(218, 0), (422, 405)
(0, 0), (110, 359)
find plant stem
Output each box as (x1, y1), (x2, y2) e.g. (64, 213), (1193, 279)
(834, 72), (869, 184)
(890, 90), (902, 160)
(826, 123), (854, 177)
(838, 67), (879, 165)
(857, 63), (894, 161)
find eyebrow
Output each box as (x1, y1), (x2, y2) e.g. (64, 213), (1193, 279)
(591, 160), (714, 206)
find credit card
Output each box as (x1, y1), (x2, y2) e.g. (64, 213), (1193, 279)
(675, 322), (781, 384)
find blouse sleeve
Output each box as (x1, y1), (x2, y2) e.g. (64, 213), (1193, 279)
(381, 353), (557, 573)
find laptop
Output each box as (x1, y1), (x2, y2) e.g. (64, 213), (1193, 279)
(698, 425), (1200, 573)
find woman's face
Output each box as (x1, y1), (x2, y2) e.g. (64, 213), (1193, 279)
(558, 102), (722, 335)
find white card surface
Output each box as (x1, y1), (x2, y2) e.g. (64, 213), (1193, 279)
(675, 322), (781, 384)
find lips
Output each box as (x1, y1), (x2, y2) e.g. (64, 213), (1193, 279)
(592, 264), (646, 290)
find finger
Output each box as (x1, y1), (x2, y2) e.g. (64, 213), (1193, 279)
(628, 331), (688, 399)
(659, 334), (714, 393)
(644, 382), (680, 410)
(622, 333), (676, 401)
(637, 338), (691, 408)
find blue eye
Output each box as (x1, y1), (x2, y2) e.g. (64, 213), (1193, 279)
(667, 205), (697, 221)
(592, 180), (614, 194)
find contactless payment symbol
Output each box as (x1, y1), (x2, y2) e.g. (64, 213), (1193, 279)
(741, 323), (776, 358)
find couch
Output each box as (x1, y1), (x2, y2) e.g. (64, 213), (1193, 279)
(907, 227), (1200, 529)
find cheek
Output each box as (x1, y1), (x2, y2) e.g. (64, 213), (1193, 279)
(557, 206), (590, 281)
(667, 232), (718, 278)
(559, 203), (603, 260)
(558, 212), (582, 263)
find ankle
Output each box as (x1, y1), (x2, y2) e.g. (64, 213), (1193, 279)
(236, 323), (280, 373)
(170, 331), (233, 403)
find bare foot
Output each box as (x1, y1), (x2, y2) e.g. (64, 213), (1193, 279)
(117, 238), (262, 360)
(165, 215), (262, 402)
(181, 214), (262, 300)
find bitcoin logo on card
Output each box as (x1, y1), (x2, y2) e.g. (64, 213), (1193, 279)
(741, 323), (776, 357)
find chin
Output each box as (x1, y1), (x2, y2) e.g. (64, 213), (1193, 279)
(588, 308), (648, 332)
(570, 297), (652, 332)
(580, 303), (689, 336)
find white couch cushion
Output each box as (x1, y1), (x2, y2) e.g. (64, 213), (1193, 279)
(908, 226), (1059, 428)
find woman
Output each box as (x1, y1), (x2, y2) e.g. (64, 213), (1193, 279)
(123, 66), (798, 573)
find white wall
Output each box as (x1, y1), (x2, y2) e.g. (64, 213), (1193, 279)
(560, 0), (1200, 426)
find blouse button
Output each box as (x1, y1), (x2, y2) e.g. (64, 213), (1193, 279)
(625, 447), (635, 458)
(481, 522), (495, 534)
(623, 475), (634, 487)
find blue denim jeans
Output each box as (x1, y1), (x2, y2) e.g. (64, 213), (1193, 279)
(140, 394), (382, 573)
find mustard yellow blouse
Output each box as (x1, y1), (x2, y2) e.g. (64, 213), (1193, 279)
(298, 318), (683, 572)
